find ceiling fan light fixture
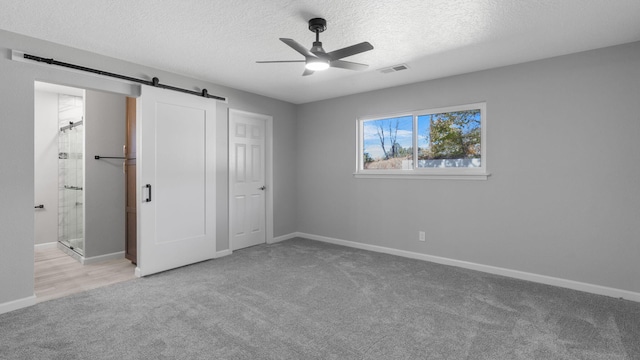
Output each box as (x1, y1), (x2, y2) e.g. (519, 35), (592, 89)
(305, 58), (330, 71)
(256, 18), (373, 76)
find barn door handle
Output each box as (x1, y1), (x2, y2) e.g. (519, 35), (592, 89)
(144, 184), (152, 202)
(259, 186), (266, 191)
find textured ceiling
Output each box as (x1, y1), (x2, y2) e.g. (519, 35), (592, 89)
(2, 0), (640, 104)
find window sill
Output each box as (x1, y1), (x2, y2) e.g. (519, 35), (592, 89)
(353, 172), (490, 181)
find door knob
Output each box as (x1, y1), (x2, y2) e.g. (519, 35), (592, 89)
(259, 186), (266, 191)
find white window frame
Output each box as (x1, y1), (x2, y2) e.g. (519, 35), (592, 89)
(355, 102), (489, 180)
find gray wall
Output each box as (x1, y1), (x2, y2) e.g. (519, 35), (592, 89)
(84, 90), (126, 258)
(296, 42), (640, 294)
(0, 29), (297, 305)
(33, 90), (59, 245)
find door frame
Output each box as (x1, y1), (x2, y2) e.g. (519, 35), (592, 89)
(228, 109), (274, 252)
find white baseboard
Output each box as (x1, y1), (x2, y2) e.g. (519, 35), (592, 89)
(271, 233), (298, 244)
(214, 249), (232, 259)
(81, 251), (125, 265)
(34, 242), (57, 249)
(0, 295), (36, 315)
(289, 232), (640, 303)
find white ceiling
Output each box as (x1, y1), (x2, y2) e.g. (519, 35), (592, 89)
(2, 0), (640, 104)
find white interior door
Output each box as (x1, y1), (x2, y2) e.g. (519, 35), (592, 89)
(136, 85), (216, 277)
(229, 109), (267, 250)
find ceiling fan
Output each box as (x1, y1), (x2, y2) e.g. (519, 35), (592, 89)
(256, 18), (374, 76)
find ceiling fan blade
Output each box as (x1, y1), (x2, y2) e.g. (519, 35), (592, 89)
(280, 38), (316, 58)
(327, 42), (373, 61)
(256, 60), (306, 63)
(302, 68), (315, 76)
(330, 60), (369, 71)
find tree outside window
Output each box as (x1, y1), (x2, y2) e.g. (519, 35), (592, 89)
(417, 110), (481, 168)
(362, 115), (413, 170)
(359, 103), (485, 173)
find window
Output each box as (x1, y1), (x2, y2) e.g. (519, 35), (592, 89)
(356, 102), (488, 180)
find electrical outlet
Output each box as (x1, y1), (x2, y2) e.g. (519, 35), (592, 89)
(419, 231), (426, 242)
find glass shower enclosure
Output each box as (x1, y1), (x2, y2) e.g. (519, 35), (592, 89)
(58, 94), (84, 255)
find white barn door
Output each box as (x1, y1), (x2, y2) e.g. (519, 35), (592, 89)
(136, 85), (216, 277)
(229, 109), (267, 250)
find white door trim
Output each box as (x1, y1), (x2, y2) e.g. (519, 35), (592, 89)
(228, 109), (274, 251)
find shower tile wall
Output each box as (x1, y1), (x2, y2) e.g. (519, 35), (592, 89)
(58, 94), (84, 254)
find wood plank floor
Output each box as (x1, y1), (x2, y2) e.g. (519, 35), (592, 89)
(34, 245), (137, 303)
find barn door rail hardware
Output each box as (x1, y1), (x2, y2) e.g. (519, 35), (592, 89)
(21, 52), (226, 102)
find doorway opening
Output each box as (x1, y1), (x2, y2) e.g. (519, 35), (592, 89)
(34, 81), (135, 302)
(34, 82), (86, 258)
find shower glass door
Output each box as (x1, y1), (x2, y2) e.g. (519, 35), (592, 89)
(58, 94), (84, 255)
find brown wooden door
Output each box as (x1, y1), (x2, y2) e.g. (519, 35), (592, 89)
(125, 97), (137, 264)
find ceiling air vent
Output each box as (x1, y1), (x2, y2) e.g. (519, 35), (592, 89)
(379, 64), (409, 74)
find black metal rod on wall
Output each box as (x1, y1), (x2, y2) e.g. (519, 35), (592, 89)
(23, 53), (226, 102)
(94, 155), (127, 160)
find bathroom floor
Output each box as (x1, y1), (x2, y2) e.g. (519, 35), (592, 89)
(34, 245), (136, 303)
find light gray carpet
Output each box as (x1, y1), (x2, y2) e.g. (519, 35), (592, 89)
(1, 238), (639, 359)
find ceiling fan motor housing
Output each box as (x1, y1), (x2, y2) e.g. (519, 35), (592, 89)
(308, 18), (327, 33)
(311, 42), (326, 56)
(309, 18), (328, 57)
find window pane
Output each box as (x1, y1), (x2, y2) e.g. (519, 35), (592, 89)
(362, 115), (413, 169)
(417, 110), (481, 168)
